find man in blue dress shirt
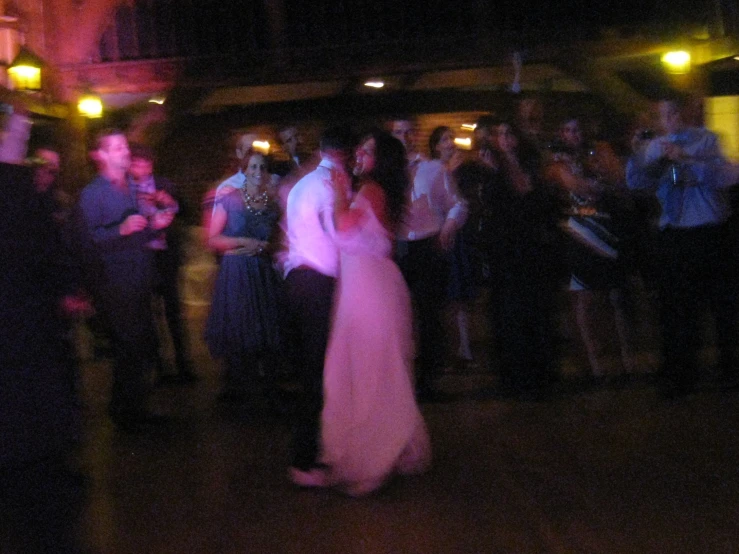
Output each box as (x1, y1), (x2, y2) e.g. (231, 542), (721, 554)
(627, 94), (738, 396)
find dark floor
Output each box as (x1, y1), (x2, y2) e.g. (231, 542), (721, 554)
(54, 304), (739, 553)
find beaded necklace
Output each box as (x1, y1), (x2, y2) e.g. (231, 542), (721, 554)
(241, 186), (270, 214)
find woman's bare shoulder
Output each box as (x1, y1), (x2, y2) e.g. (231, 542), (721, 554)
(356, 180), (387, 226)
(357, 180), (385, 204)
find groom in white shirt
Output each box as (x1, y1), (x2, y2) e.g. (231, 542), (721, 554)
(283, 126), (355, 486)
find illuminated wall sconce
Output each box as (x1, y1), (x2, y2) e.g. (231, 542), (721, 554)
(661, 51), (691, 74)
(8, 46), (44, 91)
(149, 96), (165, 105)
(454, 137), (472, 150)
(252, 140), (270, 155)
(461, 123), (477, 131)
(364, 80), (384, 89)
(78, 93), (103, 118)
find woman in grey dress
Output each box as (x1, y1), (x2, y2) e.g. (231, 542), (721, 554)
(205, 152), (283, 402)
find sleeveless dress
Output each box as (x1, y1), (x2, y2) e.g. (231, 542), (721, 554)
(321, 193), (431, 496)
(204, 190), (282, 358)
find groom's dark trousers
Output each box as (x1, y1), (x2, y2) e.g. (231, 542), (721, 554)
(284, 267), (336, 470)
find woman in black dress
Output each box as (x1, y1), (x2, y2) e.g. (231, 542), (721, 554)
(484, 121), (566, 398)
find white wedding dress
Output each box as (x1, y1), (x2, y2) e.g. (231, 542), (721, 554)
(321, 193), (431, 496)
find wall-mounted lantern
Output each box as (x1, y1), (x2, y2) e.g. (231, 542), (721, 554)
(8, 46), (43, 91)
(78, 93), (103, 118)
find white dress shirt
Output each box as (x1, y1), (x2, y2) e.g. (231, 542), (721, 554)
(283, 158), (349, 278)
(397, 158), (468, 241)
(215, 170), (246, 194)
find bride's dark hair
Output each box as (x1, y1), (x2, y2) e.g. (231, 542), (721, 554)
(362, 128), (409, 229)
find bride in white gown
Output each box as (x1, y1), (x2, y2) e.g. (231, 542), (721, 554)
(321, 130), (431, 496)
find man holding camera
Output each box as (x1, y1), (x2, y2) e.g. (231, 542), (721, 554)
(627, 95), (738, 397)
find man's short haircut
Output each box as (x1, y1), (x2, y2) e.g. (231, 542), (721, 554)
(319, 125), (355, 154)
(129, 143), (154, 162)
(388, 114), (416, 127)
(92, 128), (125, 151)
(278, 126), (297, 142)
(659, 90), (690, 112)
(234, 132), (258, 160)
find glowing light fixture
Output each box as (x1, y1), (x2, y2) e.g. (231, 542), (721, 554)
(149, 96), (165, 105)
(8, 47), (44, 91)
(461, 123), (477, 131)
(78, 94), (103, 118)
(661, 51), (691, 74)
(734, 56), (739, 61)
(252, 140), (270, 155)
(364, 80), (384, 89)
(454, 137), (472, 150)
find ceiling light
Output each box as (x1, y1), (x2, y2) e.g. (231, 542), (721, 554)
(461, 123), (477, 131)
(364, 80), (384, 89)
(661, 51), (691, 74)
(252, 140), (270, 154)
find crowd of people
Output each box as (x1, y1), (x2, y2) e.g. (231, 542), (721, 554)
(3, 90), (739, 548)
(195, 94), (739, 487)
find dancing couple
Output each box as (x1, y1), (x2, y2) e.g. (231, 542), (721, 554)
(284, 126), (431, 496)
